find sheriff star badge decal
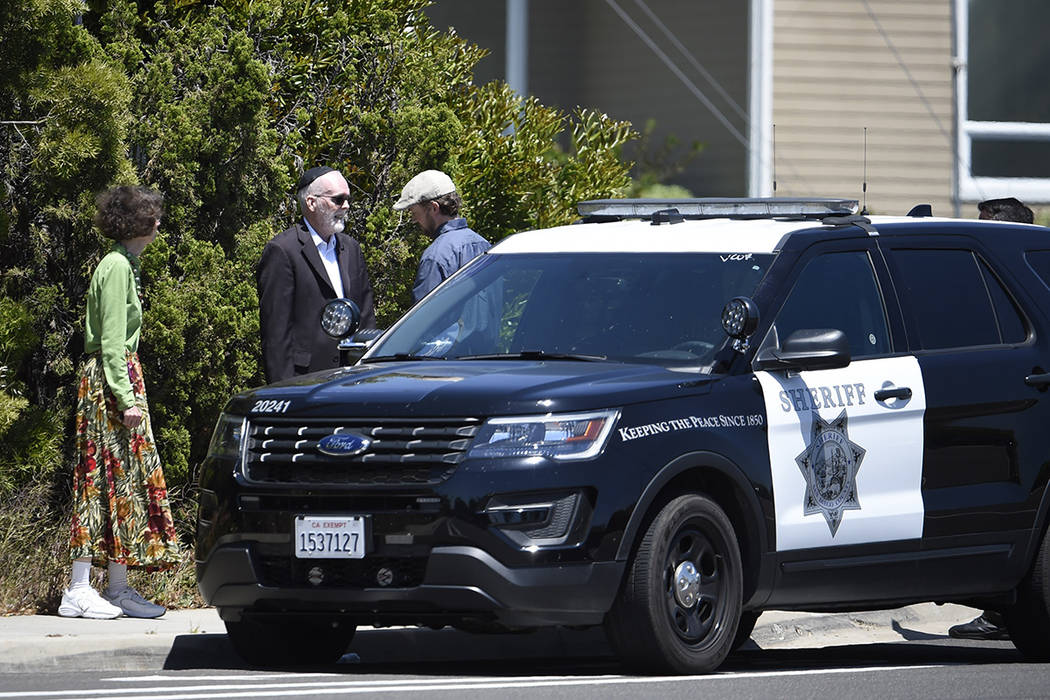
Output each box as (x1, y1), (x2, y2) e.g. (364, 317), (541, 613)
(794, 409), (865, 536)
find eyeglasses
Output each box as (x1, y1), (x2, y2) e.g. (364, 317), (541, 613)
(312, 193), (351, 206)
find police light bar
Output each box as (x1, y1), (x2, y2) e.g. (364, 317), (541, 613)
(577, 198), (860, 219)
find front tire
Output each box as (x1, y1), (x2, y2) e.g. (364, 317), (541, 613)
(605, 494), (742, 674)
(225, 616), (356, 667)
(1004, 525), (1050, 661)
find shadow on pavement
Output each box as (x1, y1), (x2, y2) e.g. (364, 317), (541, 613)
(725, 640), (1023, 673)
(163, 626), (616, 674)
(163, 627), (1026, 677)
(164, 634), (248, 671)
(890, 619), (946, 641)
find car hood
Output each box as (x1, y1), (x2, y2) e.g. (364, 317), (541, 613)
(231, 361), (715, 417)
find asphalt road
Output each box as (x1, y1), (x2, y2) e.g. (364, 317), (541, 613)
(0, 639), (1047, 700)
(2, 633), (1050, 696)
(2, 604), (1048, 698)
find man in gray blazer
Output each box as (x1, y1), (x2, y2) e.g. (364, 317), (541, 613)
(258, 166), (376, 383)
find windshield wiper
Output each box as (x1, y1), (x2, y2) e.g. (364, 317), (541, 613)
(458, 350), (607, 362)
(362, 353), (447, 362)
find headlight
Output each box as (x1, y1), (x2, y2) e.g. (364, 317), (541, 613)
(468, 409), (620, 461)
(207, 413), (246, 460)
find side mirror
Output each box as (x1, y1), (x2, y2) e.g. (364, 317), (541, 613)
(321, 298), (361, 340)
(338, 328), (384, 366)
(753, 328), (850, 372)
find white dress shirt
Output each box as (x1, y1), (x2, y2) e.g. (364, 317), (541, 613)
(305, 221), (345, 298)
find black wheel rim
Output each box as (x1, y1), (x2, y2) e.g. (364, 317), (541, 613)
(663, 523), (726, 645)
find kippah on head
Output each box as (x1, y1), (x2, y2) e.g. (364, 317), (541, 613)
(296, 166), (336, 192)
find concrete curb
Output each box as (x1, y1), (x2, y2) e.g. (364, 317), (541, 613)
(749, 603), (980, 649)
(0, 603), (983, 674)
(0, 608), (225, 674)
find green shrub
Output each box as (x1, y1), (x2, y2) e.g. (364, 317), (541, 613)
(0, 0), (636, 612)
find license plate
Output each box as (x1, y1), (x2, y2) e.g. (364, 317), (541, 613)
(294, 516), (366, 559)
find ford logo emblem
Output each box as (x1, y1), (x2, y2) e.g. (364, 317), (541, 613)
(317, 433), (371, 457)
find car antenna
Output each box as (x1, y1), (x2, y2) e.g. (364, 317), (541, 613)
(861, 127), (869, 215)
(772, 123), (777, 194)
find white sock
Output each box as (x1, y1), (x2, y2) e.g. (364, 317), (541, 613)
(70, 559), (92, 590)
(107, 561), (128, 593)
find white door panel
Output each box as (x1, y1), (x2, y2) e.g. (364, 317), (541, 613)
(756, 356), (926, 551)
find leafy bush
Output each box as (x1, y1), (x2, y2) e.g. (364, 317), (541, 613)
(0, 0), (635, 612)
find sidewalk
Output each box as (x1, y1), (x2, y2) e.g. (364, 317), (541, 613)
(0, 603), (982, 674)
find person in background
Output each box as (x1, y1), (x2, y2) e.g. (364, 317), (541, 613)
(257, 166), (376, 383)
(62, 186), (181, 619)
(393, 169), (491, 303)
(977, 197), (1034, 224)
(948, 194), (1035, 640)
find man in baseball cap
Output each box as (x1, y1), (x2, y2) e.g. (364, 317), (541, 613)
(394, 170), (491, 303)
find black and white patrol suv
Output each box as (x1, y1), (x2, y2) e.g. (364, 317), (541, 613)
(196, 198), (1050, 673)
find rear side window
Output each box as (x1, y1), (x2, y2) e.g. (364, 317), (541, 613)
(979, 260), (1027, 344)
(1025, 250), (1050, 291)
(888, 249), (1005, 349)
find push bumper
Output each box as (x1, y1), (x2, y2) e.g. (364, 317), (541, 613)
(198, 543), (624, 627)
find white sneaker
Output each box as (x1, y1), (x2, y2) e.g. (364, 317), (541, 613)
(58, 586), (122, 619)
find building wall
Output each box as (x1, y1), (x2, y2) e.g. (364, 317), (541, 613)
(771, 0), (956, 216)
(424, 2), (507, 85)
(425, 0), (751, 197)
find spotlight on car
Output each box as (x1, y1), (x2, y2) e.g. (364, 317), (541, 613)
(721, 296), (759, 340)
(321, 298), (361, 339)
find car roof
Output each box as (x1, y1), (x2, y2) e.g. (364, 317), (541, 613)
(490, 218), (822, 255)
(490, 211), (1046, 257)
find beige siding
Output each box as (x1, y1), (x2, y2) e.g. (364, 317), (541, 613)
(772, 0), (955, 216)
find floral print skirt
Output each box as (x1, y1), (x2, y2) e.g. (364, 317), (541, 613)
(70, 352), (181, 568)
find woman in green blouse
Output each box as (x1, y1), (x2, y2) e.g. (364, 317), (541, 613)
(60, 186), (181, 619)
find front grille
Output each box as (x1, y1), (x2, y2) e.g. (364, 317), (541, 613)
(244, 417), (480, 486)
(256, 554), (428, 588)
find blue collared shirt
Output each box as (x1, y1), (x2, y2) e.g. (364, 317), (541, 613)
(412, 218), (491, 303)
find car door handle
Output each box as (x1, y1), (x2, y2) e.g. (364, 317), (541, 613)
(1024, 373), (1050, 388)
(875, 387), (912, 401)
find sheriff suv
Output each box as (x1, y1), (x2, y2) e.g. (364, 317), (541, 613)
(197, 198), (1050, 673)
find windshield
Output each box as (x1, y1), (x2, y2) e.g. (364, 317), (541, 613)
(369, 252), (774, 366)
